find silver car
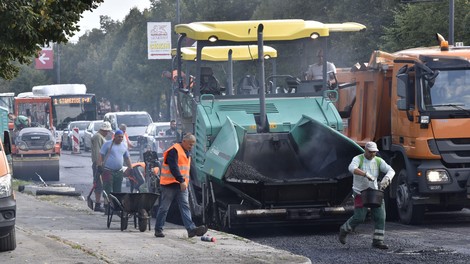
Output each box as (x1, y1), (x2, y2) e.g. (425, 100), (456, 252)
(83, 120), (103, 152)
(138, 122), (174, 160)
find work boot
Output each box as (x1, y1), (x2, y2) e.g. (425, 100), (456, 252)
(154, 229), (165, 238)
(188, 225), (208, 238)
(94, 203), (105, 212)
(195, 225), (208, 236)
(338, 228), (348, 245)
(372, 240), (389, 250)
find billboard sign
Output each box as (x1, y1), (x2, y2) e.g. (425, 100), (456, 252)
(147, 22), (172, 60)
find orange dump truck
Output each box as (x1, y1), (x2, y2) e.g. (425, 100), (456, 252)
(336, 36), (470, 224)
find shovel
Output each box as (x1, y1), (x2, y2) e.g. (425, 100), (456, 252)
(87, 185), (95, 210)
(88, 173), (105, 210)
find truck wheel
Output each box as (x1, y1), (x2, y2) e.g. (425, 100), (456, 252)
(0, 228), (16, 252)
(396, 169), (425, 224)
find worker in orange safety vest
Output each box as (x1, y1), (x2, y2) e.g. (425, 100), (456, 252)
(154, 133), (207, 238)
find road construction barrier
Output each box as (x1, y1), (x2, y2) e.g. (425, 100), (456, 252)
(72, 127), (80, 154)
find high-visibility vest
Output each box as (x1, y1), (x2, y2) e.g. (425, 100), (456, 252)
(160, 143), (190, 185)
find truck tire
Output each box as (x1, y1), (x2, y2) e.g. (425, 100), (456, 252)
(396, 169), (425, 224)
(0, 228), (16, 252)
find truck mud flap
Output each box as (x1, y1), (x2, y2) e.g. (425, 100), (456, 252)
(12, 158), (60, 182)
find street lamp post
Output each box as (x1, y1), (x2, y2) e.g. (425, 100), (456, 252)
(449, 0), (454, 45)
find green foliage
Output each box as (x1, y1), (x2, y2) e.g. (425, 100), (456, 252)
(2, 0), (468, 121)
(382, 0), (470, 52)
(0, 0), (104, 80)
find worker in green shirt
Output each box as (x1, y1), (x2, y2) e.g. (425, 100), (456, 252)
(8, 113), (30, 130)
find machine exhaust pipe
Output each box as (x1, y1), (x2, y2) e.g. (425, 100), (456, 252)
(257, 24), (267, 132)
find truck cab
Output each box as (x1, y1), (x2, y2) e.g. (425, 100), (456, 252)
(336, 39), (470, 224)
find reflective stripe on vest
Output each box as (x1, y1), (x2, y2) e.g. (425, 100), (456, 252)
(160, 143), (190, 185)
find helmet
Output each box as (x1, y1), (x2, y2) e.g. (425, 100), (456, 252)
(100, 121), (112, 131)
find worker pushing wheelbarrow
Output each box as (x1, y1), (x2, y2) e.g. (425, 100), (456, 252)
(105, 150), (162, 232)
(92, 130), (160, 232)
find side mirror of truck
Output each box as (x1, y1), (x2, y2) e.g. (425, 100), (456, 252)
(397, 73), (408, 98)
(323, 89), (338, 103)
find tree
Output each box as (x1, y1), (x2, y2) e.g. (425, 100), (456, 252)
(0, 0), (104, 80)
(382, 0), (470, 52)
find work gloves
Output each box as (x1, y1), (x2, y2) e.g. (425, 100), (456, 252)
(365, 172), (374, 181)
(380, 177), (390, 190)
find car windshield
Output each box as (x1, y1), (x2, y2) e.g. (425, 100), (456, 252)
(93, 121), (103, 130)
(116, 114), (152, 127)
(156, 125), (170, 136)
(421, 69), (470, 110)
(70, 122), (89, 130)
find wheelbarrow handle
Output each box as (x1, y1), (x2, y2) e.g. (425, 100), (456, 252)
(108, 193), (125, 212)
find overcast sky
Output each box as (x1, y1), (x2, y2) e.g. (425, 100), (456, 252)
(70, 0), (151, 42)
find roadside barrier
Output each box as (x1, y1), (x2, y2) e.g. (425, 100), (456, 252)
(72, 127), (81, 154)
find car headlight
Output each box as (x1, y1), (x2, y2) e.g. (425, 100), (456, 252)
(0, 174), (12, 198)
(17, 141), (29, 151)
(44, 140), (55, 150)
(426, 169), (450, 184)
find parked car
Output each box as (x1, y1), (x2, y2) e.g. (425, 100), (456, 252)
(83, 120), (103, 152)
(138, 122), (176, 160)
(61, 121), (91, 151)
(103, 111), (153, 151)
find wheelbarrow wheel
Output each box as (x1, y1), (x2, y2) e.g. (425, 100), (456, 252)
(106, 205), (113, 229)
(121, 211), (129, 231)
(138, 209), (148, 232)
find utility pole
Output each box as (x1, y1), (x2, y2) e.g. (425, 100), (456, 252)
(56, 43), (61, 84)
(449, 0), (454, 45)
(176, 0), (180, 25)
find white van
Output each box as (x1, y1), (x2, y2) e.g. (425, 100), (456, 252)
(103, 111), (153, 150)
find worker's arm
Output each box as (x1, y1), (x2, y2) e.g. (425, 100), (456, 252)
(348, 156), (374, 181)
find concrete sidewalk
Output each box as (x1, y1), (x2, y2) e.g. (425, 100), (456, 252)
(11, 191), (311, 264)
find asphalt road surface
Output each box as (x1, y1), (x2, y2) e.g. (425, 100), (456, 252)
(17, 151), (470, 264)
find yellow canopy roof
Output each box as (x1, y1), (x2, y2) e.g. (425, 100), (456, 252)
(175, 19), (366, 42)
(172, 45), (278, 61)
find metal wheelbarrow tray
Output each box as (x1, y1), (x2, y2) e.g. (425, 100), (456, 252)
(106, 192), (159, 232)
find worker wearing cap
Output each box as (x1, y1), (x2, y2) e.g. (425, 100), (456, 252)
(118, 123), (133, 150)
(98, 129), (132, 212)
(338, 141), (395, 250)
(90, 121), (112, 212)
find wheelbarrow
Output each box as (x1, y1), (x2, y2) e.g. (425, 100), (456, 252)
(106, 192), (159, 232)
